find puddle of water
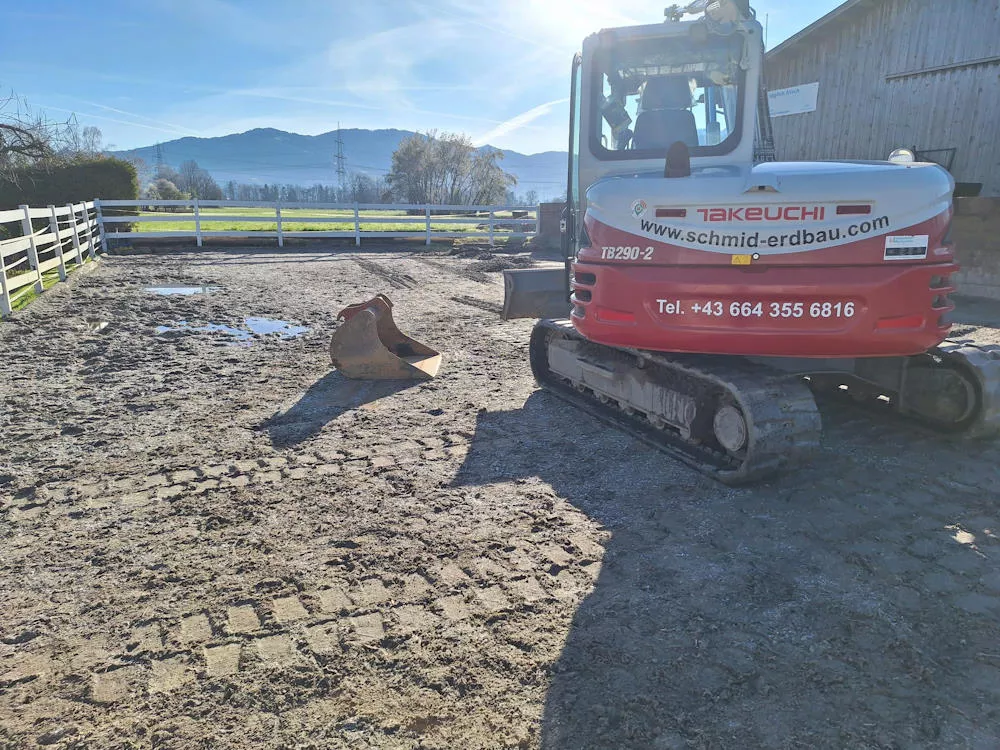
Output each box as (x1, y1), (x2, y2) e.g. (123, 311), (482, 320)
(245, 317), (310, 338)
(144, 285), (222, 295)
(155, 317), (309, 345)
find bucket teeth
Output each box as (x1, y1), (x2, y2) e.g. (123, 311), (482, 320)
(330, 294), (442, 380)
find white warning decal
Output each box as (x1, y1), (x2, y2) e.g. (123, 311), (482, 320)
(884, 234), (928, 261)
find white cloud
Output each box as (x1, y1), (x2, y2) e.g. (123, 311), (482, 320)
(473, 98), (569, 146)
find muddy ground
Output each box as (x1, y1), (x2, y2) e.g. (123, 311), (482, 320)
(2, 245), (1000, 749)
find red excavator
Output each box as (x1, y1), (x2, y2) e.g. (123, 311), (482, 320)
(332, 0), (1000, 484)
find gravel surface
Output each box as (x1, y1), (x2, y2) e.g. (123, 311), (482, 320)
(2, 247), (1000, 749)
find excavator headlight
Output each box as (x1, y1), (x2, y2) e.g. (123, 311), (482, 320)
(888, 148), (916, 164)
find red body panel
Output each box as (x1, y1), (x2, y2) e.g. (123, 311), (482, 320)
(571, 212), (956, 358)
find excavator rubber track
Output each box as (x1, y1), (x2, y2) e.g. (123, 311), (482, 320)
(936, 338), (1000, 438)
(813, 336), (1000, 437)
(529, 319), (823, 485)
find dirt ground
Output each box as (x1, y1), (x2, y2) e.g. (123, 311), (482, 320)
(2, 245), (1000, 749)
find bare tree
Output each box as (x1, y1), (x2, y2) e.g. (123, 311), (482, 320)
(176, 159), (223, 200)
(388, 131), (516, 205)
(0, 92), (56, 181)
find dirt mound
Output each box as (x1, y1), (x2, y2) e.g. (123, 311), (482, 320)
(468, 254), (535, 273)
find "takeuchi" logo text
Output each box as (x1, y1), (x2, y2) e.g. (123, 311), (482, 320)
(696, 206), (827, 222)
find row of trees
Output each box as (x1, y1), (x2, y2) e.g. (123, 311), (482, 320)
(218, 173), (390, 204)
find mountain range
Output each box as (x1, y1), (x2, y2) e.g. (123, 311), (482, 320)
(111, 128), (567, 200)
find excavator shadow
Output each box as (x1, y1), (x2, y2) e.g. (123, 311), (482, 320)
(453, 391), (1000, 748)
(258, 371), (417, 448)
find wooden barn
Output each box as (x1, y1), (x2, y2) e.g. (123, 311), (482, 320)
(765, 0), (1000, 196)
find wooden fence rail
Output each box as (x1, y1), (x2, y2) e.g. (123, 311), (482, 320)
(0, 202), (100, 317)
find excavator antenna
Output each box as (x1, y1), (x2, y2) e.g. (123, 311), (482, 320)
(329, 295), (442, 380)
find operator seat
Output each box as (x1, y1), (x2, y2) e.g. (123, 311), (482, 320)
(632, 76), (699, 151)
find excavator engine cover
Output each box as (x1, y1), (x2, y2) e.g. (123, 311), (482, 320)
(330, 294), (441, 380)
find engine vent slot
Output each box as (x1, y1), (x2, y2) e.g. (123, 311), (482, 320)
(574, 271), (597, 286)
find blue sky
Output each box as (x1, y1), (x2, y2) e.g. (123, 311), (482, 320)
(0, 0), (842, 155)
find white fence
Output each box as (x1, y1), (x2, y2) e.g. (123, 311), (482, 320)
(0, 202), (101, 317)
(0, 198), (537, 317)
(97, 199), (538, 247)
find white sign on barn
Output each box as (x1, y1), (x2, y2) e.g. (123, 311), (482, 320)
(768, 82), (820, 117)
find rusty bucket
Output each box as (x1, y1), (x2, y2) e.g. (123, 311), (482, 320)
(329, 294), (442, 380)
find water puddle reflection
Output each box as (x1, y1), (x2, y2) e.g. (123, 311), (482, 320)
(144, 285), (222, 295)
(155, 317), (310, 345)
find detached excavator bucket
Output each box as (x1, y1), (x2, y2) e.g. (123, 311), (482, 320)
(329, 294), (441, 380)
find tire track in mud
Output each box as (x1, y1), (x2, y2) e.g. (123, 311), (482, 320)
(352, 258), (419, 290)
(450, 295), (503, 315)
(413, 256), (490, 284)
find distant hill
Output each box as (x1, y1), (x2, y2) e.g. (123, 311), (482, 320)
(112, 128), (567, 200)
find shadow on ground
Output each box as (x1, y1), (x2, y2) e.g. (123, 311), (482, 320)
(454, 391), (1000, 748)
(258, 370), (417, 447)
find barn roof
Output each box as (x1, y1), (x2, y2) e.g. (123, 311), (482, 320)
(767, 0), (881, 59)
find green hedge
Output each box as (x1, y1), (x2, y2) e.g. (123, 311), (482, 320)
(0, 157), (138, 210)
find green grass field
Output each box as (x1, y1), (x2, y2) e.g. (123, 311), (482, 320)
(129, 207), (535, 234)
(8, 257), (92, 311)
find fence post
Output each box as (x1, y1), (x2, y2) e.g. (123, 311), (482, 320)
(0, 244), (11, 316)
(194, 198), (202, 247)
(425, 205), (432, 246)
(19, 206), (44, 294)
(488, 208), (495, 246)
(276, 203), (284, 248)
(46, 206), (68, 281)
(67, 203), (84, 265)
(94, 199), (107, 254)
(81, 203), (97, 260)
(354, 203), (361, 247)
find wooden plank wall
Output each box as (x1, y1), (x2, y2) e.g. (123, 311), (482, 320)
(766, 0), (1000, 195)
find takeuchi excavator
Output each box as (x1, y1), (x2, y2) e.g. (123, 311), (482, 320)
(332, 0), (1000, 484)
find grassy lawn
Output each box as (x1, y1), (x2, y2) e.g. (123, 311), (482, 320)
(8, 257), (92, 312)
(130, 207), (535, 234)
